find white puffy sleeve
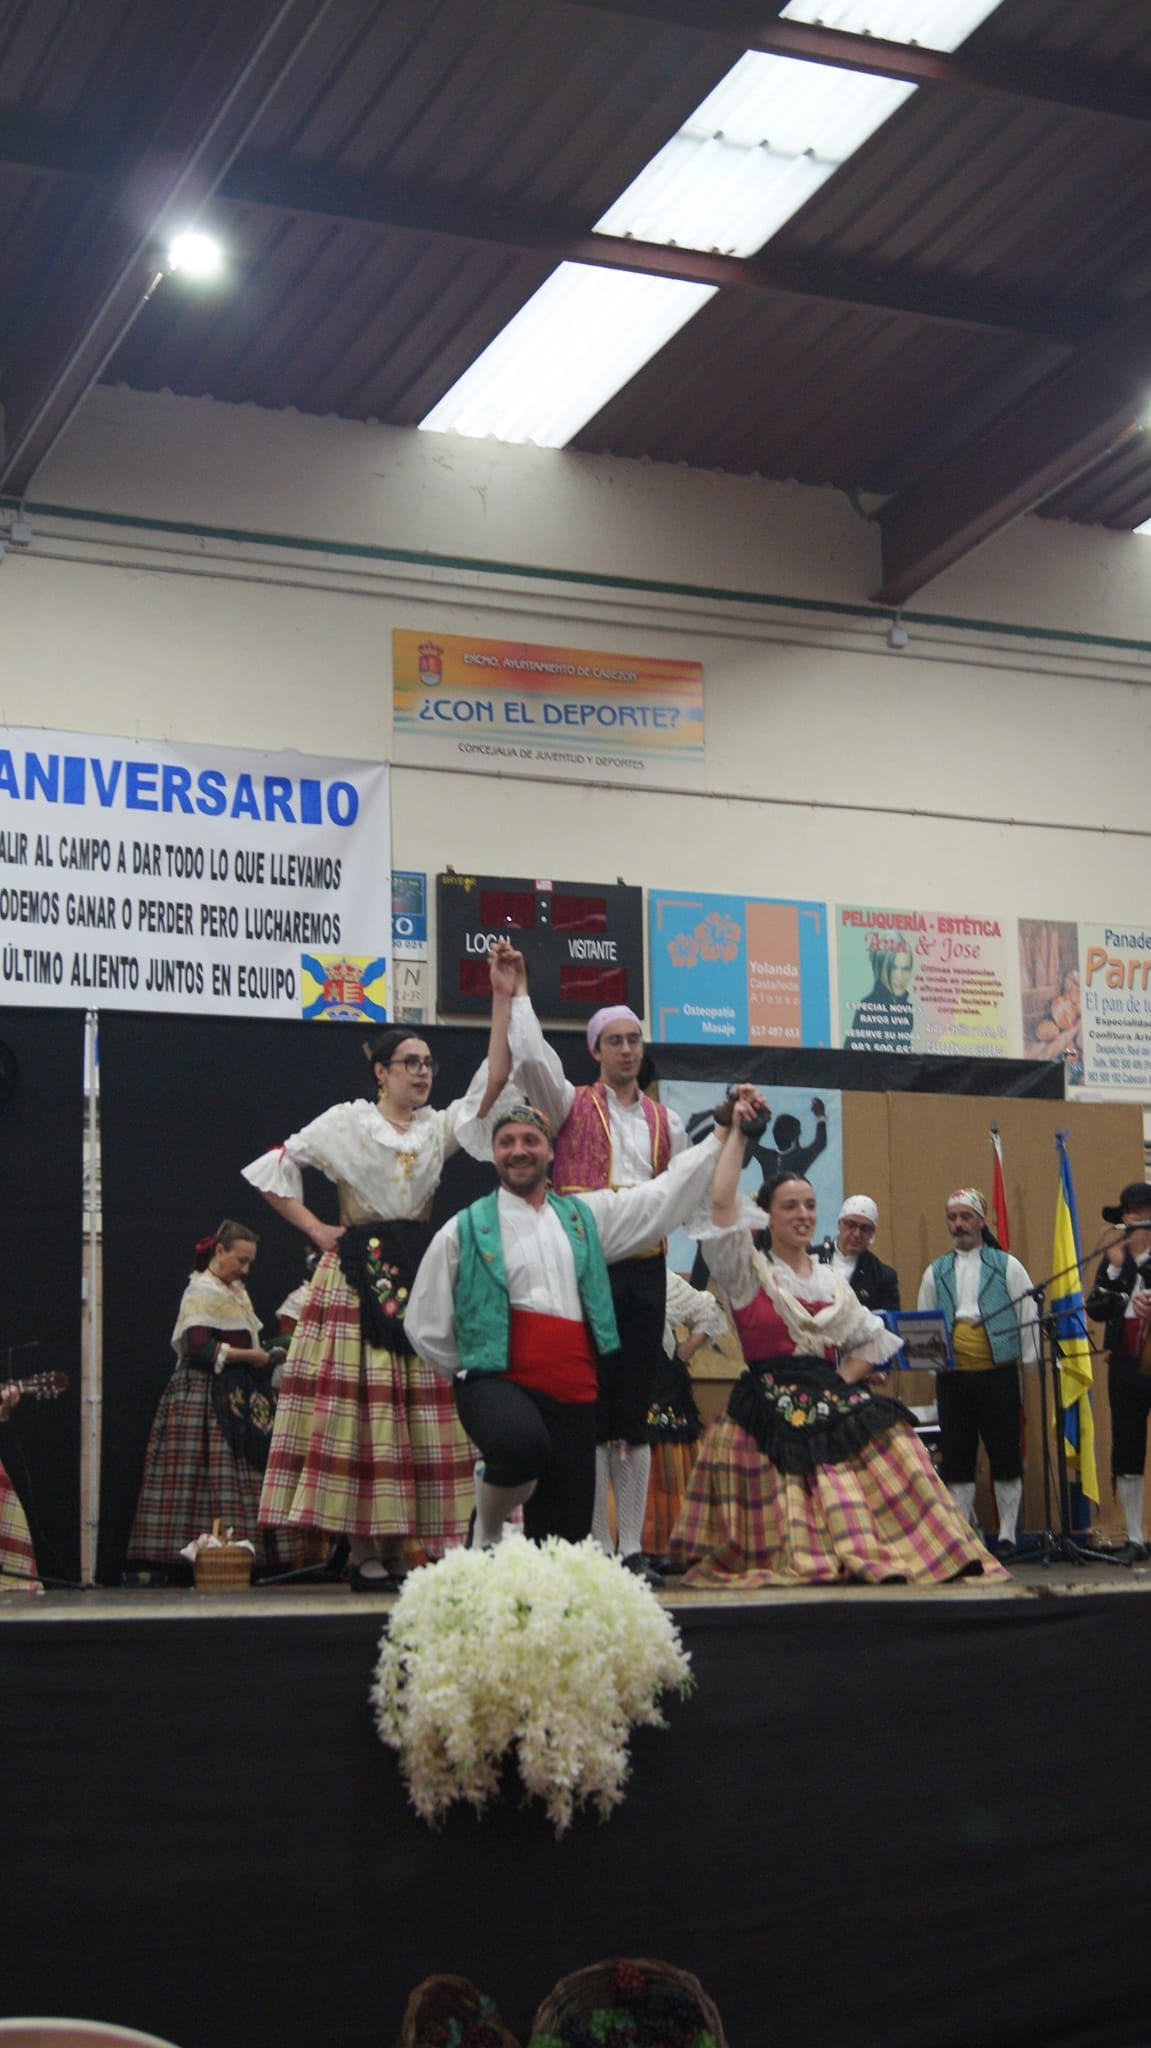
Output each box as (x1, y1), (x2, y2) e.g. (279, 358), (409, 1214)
(404, 1219), (463, 1381)
(440, 1060), (523, 1164)
(241, 1105), (348, 1200)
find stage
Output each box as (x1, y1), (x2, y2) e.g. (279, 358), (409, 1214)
(3, 1573), (1150, 2048)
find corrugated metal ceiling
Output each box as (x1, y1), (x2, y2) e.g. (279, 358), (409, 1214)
(3, 0), (1151, 597)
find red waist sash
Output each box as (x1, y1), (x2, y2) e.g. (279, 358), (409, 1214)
(508, 1309), (598, 1404)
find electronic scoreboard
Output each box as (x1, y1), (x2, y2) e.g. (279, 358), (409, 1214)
(436, 874), (644, 1020)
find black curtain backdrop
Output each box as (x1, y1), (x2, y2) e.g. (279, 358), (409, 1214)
(0, 1006), (85, 1583)
(3, 1595), (1148, 2048)
(97, 1017), (1060, 1582)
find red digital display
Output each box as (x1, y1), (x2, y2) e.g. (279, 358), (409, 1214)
(551, 894), (607, 933)
(479, 890), (536, 930)
(458, 958), (493, 998)
(560, 966), (629, 1005)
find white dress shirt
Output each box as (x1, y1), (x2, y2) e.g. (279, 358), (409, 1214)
(917, 1245), (1039, 1365)
(507, 995), (686, 1182)
(406, 1133), (721, 1379)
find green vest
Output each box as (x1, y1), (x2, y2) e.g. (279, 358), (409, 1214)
(930, 1245), (1021, 1365)
(454, 1189), (621, 1375)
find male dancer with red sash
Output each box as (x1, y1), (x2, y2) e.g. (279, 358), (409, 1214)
(504, 953), (686, 1577)
(407, 1090), (762, 1547)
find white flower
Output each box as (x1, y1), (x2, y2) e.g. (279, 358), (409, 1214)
(370, 1535), (692, 1836)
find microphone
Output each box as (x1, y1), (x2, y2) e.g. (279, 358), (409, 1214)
(1113, 1221), (1151, 1234)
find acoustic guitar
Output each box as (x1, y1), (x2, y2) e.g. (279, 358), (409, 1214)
(2, 1370), (69, 1400)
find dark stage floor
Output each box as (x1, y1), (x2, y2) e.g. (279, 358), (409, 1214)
(3, 1570), (1151, 2048)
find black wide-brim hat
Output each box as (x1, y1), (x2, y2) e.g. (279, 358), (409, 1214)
(1102, 1182), (1151, 1223)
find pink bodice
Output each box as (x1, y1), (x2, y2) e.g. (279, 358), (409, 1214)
(732, 1289), (836, 1365)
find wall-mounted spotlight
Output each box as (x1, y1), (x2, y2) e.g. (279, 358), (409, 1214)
(887, 617), (909, 650)
(166, 231), (225, 280)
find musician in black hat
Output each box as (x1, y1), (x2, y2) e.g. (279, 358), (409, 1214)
(1086, 1182), (1151, 1561)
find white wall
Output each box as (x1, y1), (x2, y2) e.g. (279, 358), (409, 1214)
(3, 386), (1150, 1074)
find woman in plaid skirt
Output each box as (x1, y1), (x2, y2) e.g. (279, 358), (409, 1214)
(243, 1010), (513, 1591)
(127, 1220), (309, 1574)
(0, 1381), (41, 1593)
(670, 1101), (1008, 1588)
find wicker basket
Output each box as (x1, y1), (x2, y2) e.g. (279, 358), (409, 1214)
(193, 1541), (253, 1591)
(396, 1974), (520, 2048)
(529, 1958), (726, 2047)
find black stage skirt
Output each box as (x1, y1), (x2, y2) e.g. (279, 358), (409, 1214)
(728, 1357), (916, 1479)
(336, 1219), (431, 1355)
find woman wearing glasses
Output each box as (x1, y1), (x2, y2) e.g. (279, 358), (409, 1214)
(243, 1004), (513, 1589)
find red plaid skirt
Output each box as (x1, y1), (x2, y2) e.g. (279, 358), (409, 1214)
(128, 1366), (312, 1571)
(0, 1457), (40, 1593)
(670, 1413), (1008, 1587)
(258, 1251), (474, 1544)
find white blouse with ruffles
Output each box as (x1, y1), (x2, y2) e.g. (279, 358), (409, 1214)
(702, 1231), (902, 1367)
(241, 1063), (513, 1226)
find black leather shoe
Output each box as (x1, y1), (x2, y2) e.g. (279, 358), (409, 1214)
(621, 1552), (664, 1587)
(346, 1561), (401, 1593)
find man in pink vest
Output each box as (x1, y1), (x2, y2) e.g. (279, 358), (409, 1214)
(504, 949), (686, 1582)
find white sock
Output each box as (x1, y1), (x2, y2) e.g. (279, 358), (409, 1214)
(1117, 1474), (1145, 1546)
(592, 1444), (614, 1553)
(949, 1480), (977, 1527)
(612, 1442), (652, 1559)
(993, 1477), (1022, 1547)
(475, 1474), (536, 1548)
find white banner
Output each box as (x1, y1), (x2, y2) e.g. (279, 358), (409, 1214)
(0, 729), (391, 1021)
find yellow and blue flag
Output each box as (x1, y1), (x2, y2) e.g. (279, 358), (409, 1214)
(1052, 1131), (1098, 1505)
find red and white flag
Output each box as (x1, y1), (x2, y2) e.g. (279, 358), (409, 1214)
(990, 1123), (1011, 1250)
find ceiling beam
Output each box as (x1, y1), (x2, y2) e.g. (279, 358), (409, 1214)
(874, 304), (1151, 605)
(0, 118), (1096, 346)
(218, 163), (1098, 350)
(559, 1), (1151, 126)
(0, 0), (334, 498)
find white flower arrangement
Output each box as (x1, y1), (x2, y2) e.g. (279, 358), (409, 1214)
(371, 1534), (693, 1837)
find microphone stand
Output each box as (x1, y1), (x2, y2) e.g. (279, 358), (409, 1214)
(970, 1253), (1124, 1570)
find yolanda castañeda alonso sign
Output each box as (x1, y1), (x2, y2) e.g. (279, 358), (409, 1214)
(0, 728), (391, 1021)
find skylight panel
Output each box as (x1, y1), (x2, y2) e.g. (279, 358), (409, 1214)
(418, 264), (715, 448)
(595, 52), (912, 258)
(419, 2), (1006, 445)
(780, 0), (1004, 55)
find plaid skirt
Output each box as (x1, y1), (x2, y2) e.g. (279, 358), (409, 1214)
(642, 1441), (698, 1555)
(670, 1410), (1008, 1587)
(0, 1457), (40, 1593)
(128, 1366), (312, 1572)
(258, 1251), (474, 1544)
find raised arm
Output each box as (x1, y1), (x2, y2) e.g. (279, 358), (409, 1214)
(506, 976), (576, 1132)
(476, 940), (519, 1119)
(712, 1095), (765, 1225)
(590, 1086), (767, 1262)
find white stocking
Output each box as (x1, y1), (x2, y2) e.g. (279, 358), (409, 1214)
(475, 1474), (536, 1548)
(611, 1442), (652, 1560)
(1117, 1474), (1145, 1546)
(949, 1479), (977, 1527)
(993, 1477), (1022, 1547)
(591, 1444), (615, 1553)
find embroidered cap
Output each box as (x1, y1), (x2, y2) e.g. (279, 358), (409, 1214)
(946, 1187), (986, 1219)
(586, 1004), (642, 1055)
(838, 1195), (879, 1228)
(492, 1102), (553, 1144)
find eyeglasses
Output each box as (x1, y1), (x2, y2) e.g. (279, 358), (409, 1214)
(390, 1055), (438, 1076)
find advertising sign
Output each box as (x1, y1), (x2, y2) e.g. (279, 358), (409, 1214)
(393, 629), (704, 790)
(660, 1079), (843, 1275)
(0, 728), (390, 1020)
(649, 890), (830, 1045)
(837, 904), (1009, 1057)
